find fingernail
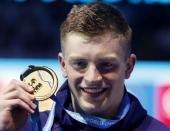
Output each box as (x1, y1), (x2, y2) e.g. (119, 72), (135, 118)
(29, 86), (34, 92)
(31, 95), (35, 100)
(31, 109), (35, 114)
(32, 103), (37, 109)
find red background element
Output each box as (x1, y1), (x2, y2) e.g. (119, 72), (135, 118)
(156, 84), (170, 127)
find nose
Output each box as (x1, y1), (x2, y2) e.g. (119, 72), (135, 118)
(84, 64), (102, 84)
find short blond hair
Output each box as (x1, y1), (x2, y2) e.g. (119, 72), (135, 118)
(60, 2), (132, 56)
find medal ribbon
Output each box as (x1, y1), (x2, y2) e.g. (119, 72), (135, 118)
(43, 90), (130, 130)
(42, 101), (56, 131)
(64, 92), (130, 129)
(29, 100), (42, 131)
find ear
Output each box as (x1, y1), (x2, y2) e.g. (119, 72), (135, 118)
(125, 54), (136, 79)
(58, 52), (67, 78)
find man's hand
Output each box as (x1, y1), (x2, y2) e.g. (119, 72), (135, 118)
(0, 79), (36, 131)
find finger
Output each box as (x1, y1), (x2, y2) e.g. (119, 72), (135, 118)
(12, 79), (34, 93)
(17, 85), (35, 100)
(2, 90), (36, 110)
(7, 99), (36, 113)
(4, 79), (34, 94)
(18, 81), (34, 93)
(2, 86), (35, 101)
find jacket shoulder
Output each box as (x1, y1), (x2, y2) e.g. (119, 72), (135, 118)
(138, 115), (170, 131)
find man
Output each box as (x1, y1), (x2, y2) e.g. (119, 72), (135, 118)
(0, 2), (169, 131)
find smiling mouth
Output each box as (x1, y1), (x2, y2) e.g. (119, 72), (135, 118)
(80, 87), (107, 96)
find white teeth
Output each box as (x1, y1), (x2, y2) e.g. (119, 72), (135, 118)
(83, 88), (104, 93)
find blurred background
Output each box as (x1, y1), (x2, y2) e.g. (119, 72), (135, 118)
(0, 0), (170, 127)
(0, 0), (170, 59)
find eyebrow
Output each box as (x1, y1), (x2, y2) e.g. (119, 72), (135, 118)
(98, 56), (119, 62)
(68, 57), (119, 65)
(68, 57), (88, 64)
(68, 56), (88, 60)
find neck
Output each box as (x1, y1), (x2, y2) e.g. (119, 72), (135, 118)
(70, 93), (124, 119)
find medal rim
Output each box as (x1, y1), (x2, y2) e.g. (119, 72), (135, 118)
(21, 66), (58, 101)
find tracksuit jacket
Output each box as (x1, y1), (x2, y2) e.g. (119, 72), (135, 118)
(21, 81), (170, 131)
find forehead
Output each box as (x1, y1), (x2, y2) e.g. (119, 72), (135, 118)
(63, 32), (125, 47)
(62, 32), (126, 60)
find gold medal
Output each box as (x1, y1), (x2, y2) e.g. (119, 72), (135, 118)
(20, 65), (58, 101)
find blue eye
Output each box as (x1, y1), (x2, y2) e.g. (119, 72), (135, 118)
(98, 62), (117, 72)
(102, 62), (113, 68)
(72, 60), (88, 70)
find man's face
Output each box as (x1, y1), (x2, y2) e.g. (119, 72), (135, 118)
(58, 32), (135, 118)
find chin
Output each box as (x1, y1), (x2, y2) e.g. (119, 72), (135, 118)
(79, 100), (105, 115)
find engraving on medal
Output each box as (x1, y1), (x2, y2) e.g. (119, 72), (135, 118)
(20, 65), (58, 101)
(28, 78), (42, 93)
